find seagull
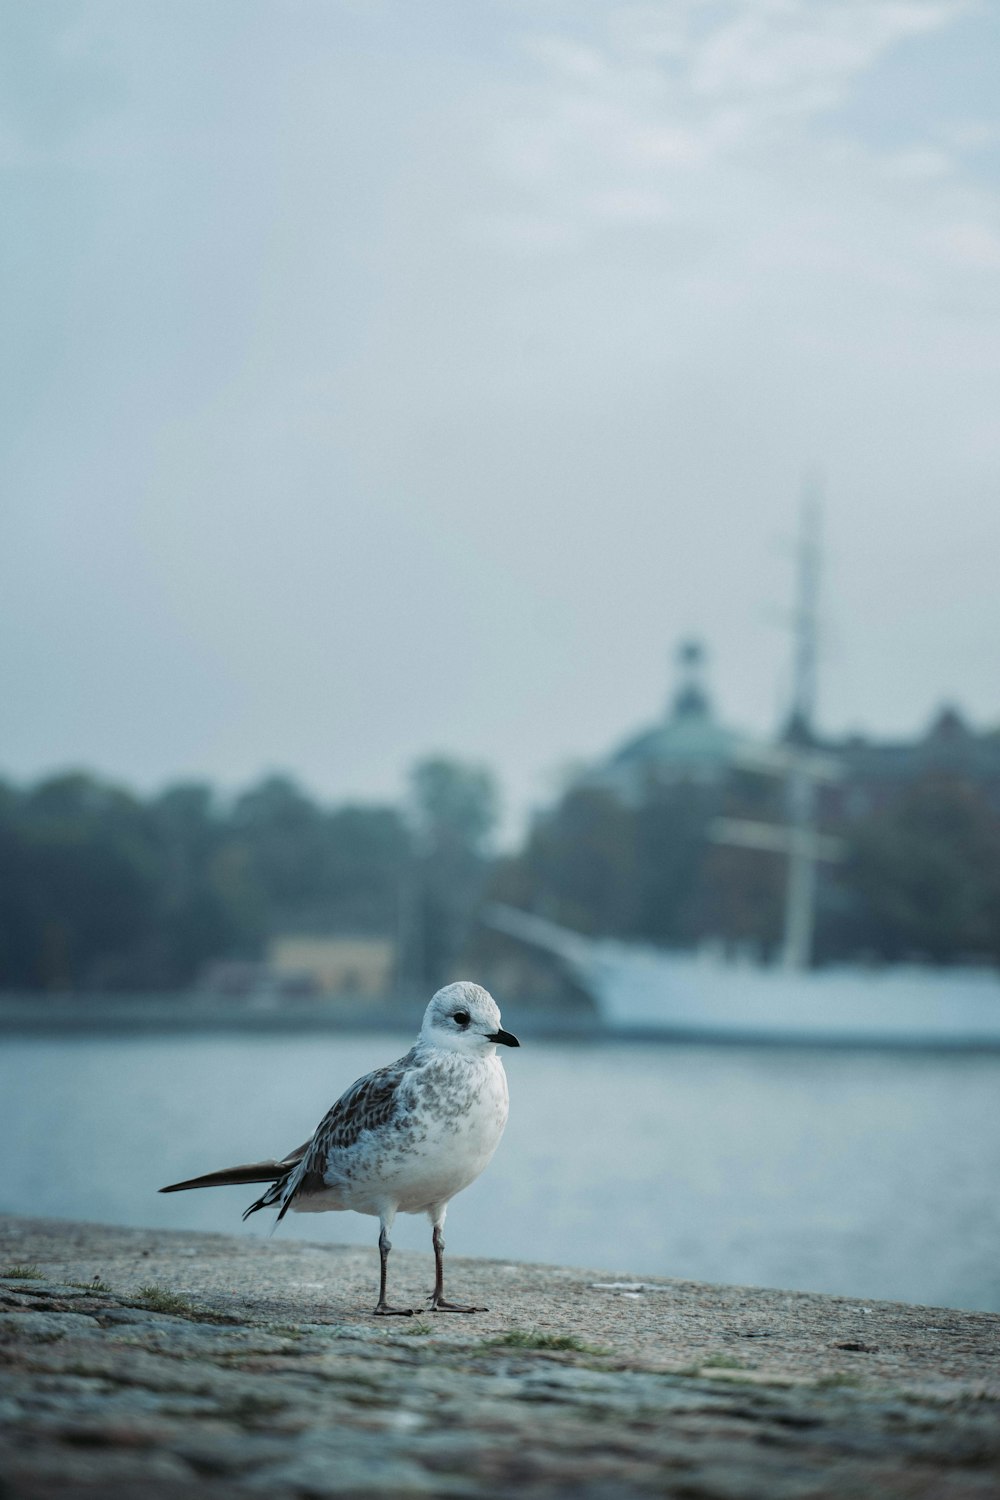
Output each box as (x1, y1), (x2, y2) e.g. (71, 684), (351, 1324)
(159, 982), (519, 1315)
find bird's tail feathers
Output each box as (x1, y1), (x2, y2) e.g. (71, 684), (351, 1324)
(160, 1138), (310, 1203)
(242, 1179), (286, 1222)
(159, 1161), (289, 1195)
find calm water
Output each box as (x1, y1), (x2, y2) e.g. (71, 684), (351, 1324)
(2, 1032), (998, 1311)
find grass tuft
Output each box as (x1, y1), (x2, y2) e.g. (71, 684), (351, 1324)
(700, 1353), (747, 1370)
(816, 1372), (863, 1389)
(3, 1264), (41, 1280)
(135, 1284), (195, 1315)
(492, 1329), (608, 1354)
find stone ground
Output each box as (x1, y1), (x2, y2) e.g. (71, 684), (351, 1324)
(1, 1216), (998, 1498)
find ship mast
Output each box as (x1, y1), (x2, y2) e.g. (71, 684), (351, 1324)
(710, 482), (842, 970)
(780, 488), (822, 972)
(786, 486), (821, 743)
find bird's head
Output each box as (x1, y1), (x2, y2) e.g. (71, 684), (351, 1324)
(420, 981), (520, 1056)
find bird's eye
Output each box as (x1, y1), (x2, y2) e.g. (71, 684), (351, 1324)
(453, 1011), (470, 1027)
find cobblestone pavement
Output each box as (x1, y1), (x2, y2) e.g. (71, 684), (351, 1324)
(1, 1216), (998, 1498)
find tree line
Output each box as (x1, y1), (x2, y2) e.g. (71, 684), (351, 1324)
(0, 760), (496, 992)
(487, 772), (1000, 968)
(2, 759), (999, 992)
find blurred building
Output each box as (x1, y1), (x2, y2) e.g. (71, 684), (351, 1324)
(198, 936), (397, 1000)
(829, 707), (1000, 819)
(584, 641), (1000, 820)
(481, 638), (1000, 976)
(267, 935), (396, 997)
(582, 641), (764, 804)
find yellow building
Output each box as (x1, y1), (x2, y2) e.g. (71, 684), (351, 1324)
(267, 935), (395, 998)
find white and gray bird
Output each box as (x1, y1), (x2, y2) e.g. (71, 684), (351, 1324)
(160, 982), (519, 1315)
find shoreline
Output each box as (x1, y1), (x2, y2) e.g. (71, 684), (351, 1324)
(0, 992), (602, 1041)
(2, 1214), (998, 1497)
(5, 995), (1000, 1053)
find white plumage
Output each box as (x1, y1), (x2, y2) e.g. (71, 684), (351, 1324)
(161, 981), (519, 1314)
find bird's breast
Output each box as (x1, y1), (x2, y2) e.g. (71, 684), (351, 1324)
(322, 1052), (509, 1215)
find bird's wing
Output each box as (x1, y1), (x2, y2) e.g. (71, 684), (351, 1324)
(249, 1048), (420, 1223)
(304, 1048), (418, 1162)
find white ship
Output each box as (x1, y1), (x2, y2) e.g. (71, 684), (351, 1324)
(487, 903), (1000, 1049)
(488, 498), (1000, 1049)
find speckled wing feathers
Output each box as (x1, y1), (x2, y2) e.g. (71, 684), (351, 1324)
(242, 1049), (418, 1223)
(309, 1049), (417, 1154)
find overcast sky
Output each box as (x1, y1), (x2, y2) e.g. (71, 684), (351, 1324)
(3, 0), (999, 830)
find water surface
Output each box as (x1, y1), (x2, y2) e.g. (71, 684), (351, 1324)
(2, 1033), (998, 1311)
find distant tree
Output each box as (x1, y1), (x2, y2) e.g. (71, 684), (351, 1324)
(406, 757), (499, 987)
(0, 773), (162, 989)
(230, 775), (328, 925)
(230, 776), (412, 936)
(693, 843), (785, 957)
(147, 783), (259, 984)
(491, 781), (716, 944)
(835, 776), (1000, 964)
(630, 786), (714, 944)
(410, 758), (498, 858)
(324, 805), (412, 933)
(0, 780), (37, 985)
(488, 774), (785, 957)
(6, 750), (1000, 990)
(502, 787), (637, 937)
(0, 769), (418, 992)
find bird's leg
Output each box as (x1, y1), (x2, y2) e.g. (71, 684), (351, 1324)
(372, 1224), (414, 1316)
(427, 1223), (487, 1313)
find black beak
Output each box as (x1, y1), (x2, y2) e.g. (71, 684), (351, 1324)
(488, 1028), (520, 1048)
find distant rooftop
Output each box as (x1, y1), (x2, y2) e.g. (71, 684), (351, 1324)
(828, 705), (1000, 785)
(585, 640), (759, 802)
(583, 641), (1000, 810)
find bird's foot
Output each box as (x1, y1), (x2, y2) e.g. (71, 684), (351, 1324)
(427, 1296), (488, 1313)
(372, 1303), (415, 1317)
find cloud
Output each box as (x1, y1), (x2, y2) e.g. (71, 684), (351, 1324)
(487, 0), (979, 240)
(934, 220), (1000, 269)
(687, 0), (965, 107)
